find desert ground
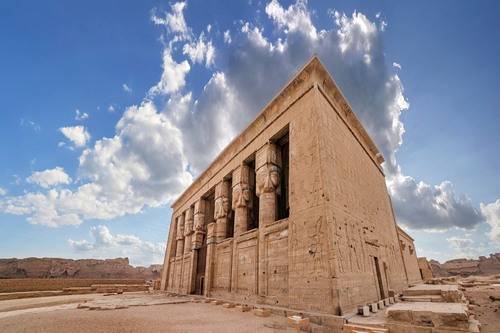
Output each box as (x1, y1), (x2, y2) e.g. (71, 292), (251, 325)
(0, 292), (292, 333)
(0, 280), (498, 333)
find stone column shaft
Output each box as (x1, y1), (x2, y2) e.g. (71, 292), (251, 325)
(214, 180), (230, 242)
(204, 222), (217, 297)
(256, 143), (281, 296)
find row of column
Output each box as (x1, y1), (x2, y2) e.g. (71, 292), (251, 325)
(168, 143), (283, 294)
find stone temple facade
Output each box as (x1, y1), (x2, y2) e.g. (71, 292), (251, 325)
(160, 56), (421, 315)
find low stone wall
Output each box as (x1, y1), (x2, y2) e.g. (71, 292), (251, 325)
(0, 278), (145, 293)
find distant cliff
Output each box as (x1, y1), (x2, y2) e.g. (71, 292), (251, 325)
(430, 253), (500, 277)
(0, 257), (162, 280)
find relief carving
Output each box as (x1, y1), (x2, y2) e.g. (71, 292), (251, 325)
(256, 164), (280, 196)
(232, 183), (252, 208)
(214, 196), (230, 219)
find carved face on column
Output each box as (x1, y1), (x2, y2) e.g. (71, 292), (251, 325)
(214, 197), (229, 219)
(232, 184), (252, 208)
(193, 214), (205, 232)
(256, 164), (280, 196)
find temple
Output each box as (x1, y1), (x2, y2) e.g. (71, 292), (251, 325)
(160, 56), (421, 315)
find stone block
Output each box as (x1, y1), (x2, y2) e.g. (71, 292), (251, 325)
(253, 308), (271, 317)
(370, 303), (378, 313)
(287, 315), (310, 331)
(378, 300), (385, 309)
(222, 303), (235, 308)
(383, 298), (390, 307)
(236, 304), (251, 312)
(389, 297), (395, 304)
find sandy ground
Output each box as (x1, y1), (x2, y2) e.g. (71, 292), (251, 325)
(0, 293), (290, 333)
(464, 284), (500, 333)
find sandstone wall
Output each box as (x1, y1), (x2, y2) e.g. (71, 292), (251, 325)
(315, 86), (408, 311)
(0, 257), (161, 280)
(162, 57), (411, 316)
(417, 257), (433, 281)
(397, 227), (422, 285)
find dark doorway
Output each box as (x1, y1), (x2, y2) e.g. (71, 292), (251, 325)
(373, 256), (386, 299)
(194, 238), (207, 295)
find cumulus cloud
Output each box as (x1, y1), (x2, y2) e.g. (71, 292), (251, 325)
(149, 48), (190, 95)
(446, 236), (487, 259)
(182, 32), (215, 67)
(108, 105), (116, 113)
(75, 109), (89, 121)
(69, 225), (165, 266)
(2, 0), (497, 238)
(388, 175), (483, 230)
(151, 1), (189, 39)
(0, 187), (6, 196)
(59, 126), (90, 147)
(480, 199), (500, 241)
(27, 167), (72, 189)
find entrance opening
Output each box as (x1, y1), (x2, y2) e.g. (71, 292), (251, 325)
(246, 158), (259, 230)
(277, 132), (289, 220)
(226, 176), (234, 238)
(194, 234), (207, 295)
(373, 256), (386, 299)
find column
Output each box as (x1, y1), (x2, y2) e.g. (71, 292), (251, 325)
(256, 143), (281, 297)
(192, 199), (206, 250)
(182, 208), (194, 294)
(232, 165), (253, 237)
(175, 214), (185, 257)
(204, 222), (217, 297)
(214, 180), (230, 242)
(255, 143), (281, 227)
(184, 207), (194, 255)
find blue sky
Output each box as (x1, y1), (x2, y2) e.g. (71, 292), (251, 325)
(0, 1), (498, 266)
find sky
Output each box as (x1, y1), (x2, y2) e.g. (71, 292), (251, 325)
(0, 0), (498, 266)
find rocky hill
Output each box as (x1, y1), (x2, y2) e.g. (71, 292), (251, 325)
(0, 257), (162, 280)
(430, 253), (500, 277)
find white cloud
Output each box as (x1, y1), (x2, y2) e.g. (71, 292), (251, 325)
(27, 167), (72, 189)
(393, 62), (402, 69)
(182, 32), (215, 67)
(223, 30), (232, 44)
(149, 48), (190, 95)
(265, 0), (317, 39)
(69, 225), (165, 266)
(388, 174), (483, 230)
(151, 1), (189, 39)
(108, 105), (116, 113)
(446, 236), (487, 259)
(59, 125), (90, 147)
(122, 83), (132, 93)
(0, 187), (6, 196)
(2, 0), (497, 238)
(75, 109), (89, 121)
(480, 199), (500, 241)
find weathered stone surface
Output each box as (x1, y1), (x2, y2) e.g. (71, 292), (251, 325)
(429, 253), (500, 277)
(0, 257), (161, 280)
(161, 56), (417, 315)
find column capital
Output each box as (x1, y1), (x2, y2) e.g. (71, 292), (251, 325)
(176, 215), (185, 240)
(184, 207), (194, 237)
(255, 143), (281, 197)
(214, 181), (230, 219)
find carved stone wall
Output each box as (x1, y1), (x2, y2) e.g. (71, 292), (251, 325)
(161, 57), (414, 316)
